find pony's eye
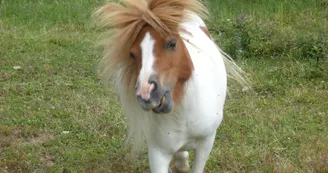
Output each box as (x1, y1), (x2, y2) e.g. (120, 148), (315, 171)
(130, 52), (136, 60)
(165, 38), (177, 51)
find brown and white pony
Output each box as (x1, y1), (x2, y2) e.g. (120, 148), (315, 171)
(93, 0), (246, 172)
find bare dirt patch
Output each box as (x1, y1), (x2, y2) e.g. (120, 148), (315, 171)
(0, 126), (54, 148)
(0, 126), (55, 172)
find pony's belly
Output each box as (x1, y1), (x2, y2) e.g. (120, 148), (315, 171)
(149, 108), (223, 152)
(180, 88), (224, 143)
(178, 114), (222, 151)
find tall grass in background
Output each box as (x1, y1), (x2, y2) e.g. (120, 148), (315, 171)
(206, 0), (328, 61)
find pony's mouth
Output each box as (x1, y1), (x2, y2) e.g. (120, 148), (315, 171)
(157, 95), (166, 108)
(152, 92), (172, 114)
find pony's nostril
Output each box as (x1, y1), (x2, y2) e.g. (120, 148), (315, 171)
(149, 80), (158, 93)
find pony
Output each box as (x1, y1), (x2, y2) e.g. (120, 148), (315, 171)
(93, 0), (247, 172)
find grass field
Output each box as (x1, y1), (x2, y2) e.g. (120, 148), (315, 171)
(1, 0), (328, 172)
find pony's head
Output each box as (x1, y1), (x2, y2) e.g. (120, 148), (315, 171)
(93, 0), (206, 113)
(131, 26), (193, 113)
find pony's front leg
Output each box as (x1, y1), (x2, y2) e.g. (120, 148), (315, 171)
(191, 134), (216, 173)
(149, 147), (173, 173)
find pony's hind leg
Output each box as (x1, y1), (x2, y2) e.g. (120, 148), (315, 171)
(174, 151), (190, 173)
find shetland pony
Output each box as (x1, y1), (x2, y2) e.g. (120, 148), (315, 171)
(93, 0), (246, 172)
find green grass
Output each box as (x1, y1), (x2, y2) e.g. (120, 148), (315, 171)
(1, 0), (327, 172)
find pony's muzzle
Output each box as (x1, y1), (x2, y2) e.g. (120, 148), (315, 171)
(136, 78), (173, 113)
(136, 95), (158, 110)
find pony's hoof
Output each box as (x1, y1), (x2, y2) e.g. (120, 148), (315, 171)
(175, 162), (190, 173)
